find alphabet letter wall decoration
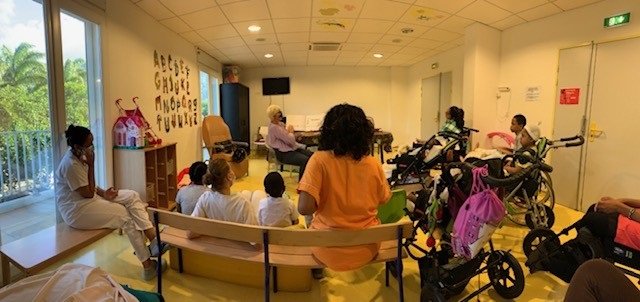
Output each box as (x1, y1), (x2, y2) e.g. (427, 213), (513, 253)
(154, 72), (160, 89)
(153, 50), (197, 134)
(162, 77), (168, 93)
(154, 51), (159, 67)
(164, 116), (170, 133)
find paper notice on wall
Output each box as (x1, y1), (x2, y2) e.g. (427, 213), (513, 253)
(560, 88), (580, 105)
(305, 114), (324, 131)
(286, 115), (306, 131)
(525, 86), (540, 102)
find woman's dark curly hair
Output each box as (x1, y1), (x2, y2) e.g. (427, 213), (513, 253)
(449, 106), (465, 130)
(319, 103), (374, 161)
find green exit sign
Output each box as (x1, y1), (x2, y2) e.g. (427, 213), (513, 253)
(604, 12), (631, 28)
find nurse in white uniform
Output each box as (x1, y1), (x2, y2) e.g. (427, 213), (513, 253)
(54, 125), (167, 280)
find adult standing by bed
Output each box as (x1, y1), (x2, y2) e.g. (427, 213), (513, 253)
(54, 125), (166, 280)
(266, 104), (313, 180)
(298, 103), (391, 276)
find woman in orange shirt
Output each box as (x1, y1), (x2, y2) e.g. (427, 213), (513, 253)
(298, 103), (391, 274)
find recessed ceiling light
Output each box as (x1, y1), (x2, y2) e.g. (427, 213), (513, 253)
(373, 53), (383, 58)
(264, 53), (274, 58)
(248, 25), (261, 32)
(401, 28), (414, 34)
(256, 38), (266, 42)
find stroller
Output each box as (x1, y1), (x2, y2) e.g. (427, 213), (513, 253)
(462, 135), (584, 229)
(523, 216), (640, 283)
(115, 97), (163, 146)
(387, 128), (478, 189)
(401, 161), (552, 301)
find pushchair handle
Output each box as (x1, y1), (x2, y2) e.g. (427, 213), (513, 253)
(549, 135), (584, 148)
(115, 98), (124, 111)
(443, 162), (550, 188)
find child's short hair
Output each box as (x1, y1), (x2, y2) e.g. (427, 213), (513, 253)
(263, 172), (285, 198)
(189, 161), (208, 185)
(513, 114), (527, 127)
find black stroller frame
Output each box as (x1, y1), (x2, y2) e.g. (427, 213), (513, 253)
(401, 161), (555, 301)
(523, 219), (640, 283)
(500, 135), (584, 229)
(388, 128), (479, 189)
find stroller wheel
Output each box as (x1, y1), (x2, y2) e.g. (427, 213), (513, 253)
(525, 204), (555, 229)
(487, 251), (525, 300)
(523, 228), (559, 257)
(420, 283), (446, 302)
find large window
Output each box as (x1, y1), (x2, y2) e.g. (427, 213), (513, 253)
(200, 67), (221, 160)
(0, 0), (104, 243)
(200, 68), (221, 117)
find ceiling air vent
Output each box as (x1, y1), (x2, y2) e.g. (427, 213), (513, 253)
(309, 42), (342, 51)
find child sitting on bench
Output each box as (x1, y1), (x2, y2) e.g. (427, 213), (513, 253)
(258, 172), (300, 228)
(176, 161), (209, 215)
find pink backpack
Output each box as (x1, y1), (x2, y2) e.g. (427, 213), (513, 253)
(451, 166), (506, 259)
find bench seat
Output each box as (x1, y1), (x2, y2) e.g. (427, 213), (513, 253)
(161, 227), (402, 268)
(1, 224), (112, 286)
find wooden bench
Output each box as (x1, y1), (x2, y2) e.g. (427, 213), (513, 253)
(1, 223), (112, 286)
(149, 208), (413, 302)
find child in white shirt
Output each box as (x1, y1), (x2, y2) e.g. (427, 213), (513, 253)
(191, 159), (258, 225)
(176, 161), (209, 215)
(258, 172), (300, 227)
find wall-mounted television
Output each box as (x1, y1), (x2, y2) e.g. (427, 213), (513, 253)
(262, 77), (290, 95)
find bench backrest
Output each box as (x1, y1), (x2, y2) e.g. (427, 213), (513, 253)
(149, 208), (413, 247)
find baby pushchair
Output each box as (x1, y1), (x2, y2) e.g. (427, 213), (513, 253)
(401, 161), (555, 301)
(387, 128), (478, 189)
(523, 213), (640, 283)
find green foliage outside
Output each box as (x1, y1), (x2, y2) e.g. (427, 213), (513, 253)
(0, 42), (89, 132)
(0, 42), (89, 198)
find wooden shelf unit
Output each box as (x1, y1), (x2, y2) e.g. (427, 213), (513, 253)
(114, 143), (177, 210)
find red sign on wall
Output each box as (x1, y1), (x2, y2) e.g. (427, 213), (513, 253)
(560, 88), (580, 105)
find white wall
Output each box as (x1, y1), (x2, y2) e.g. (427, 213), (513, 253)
(402, 0), (640, 146)
(495, 0), (640, 138)
(464, 23), (501, 146)
(242, 66), (395, 145)
(103, 0), (200, 184)
(403, 46), (464, 145)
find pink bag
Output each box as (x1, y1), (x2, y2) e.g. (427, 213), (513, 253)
(451, 166), (506, 259)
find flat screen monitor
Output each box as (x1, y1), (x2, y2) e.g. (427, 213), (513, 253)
(262, 77), (290, 95)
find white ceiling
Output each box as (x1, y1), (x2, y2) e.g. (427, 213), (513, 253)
(130, 0), (603, 68)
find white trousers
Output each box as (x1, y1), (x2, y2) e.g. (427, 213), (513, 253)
(63, 190), (153, 262)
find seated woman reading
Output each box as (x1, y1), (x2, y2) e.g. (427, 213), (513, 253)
(54, 125), (167, 280)
(266, 105), (313, 180)
(298, 103), (391, 275)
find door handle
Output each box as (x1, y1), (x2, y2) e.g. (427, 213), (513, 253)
(589, 122), (604, 142)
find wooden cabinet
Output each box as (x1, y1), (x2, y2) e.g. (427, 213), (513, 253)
(114, 143), (177, 210)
